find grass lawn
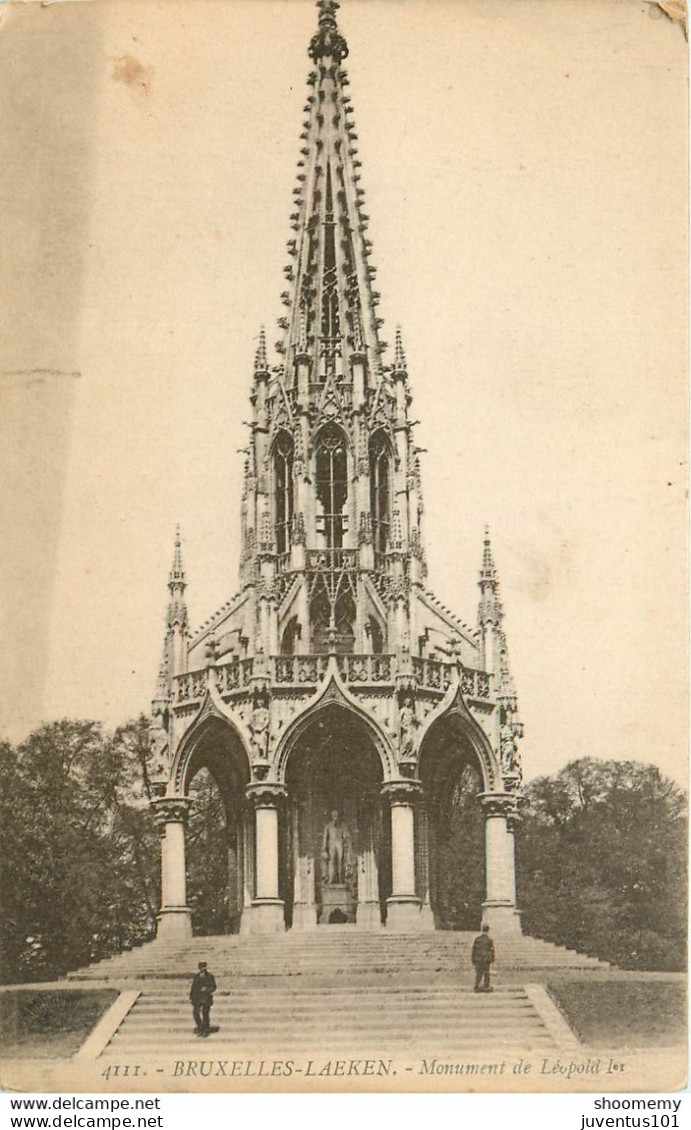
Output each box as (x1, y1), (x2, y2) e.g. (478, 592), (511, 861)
(0, 989), (118, 1059)
(548, 979), (686, 1048)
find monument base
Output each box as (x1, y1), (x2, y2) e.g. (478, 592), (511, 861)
(247, 898), (285, 934)
(481, 900), (523, 936)
(355, 900), (382, 929)
(319, 883), (356, 924)
(386, 895), (423, 931)
(292, 903), (319, 931)
(156, 907), (193, 943)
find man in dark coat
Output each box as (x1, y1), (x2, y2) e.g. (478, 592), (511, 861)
(190, 961), (217, 1036)
(471, 924), (495, 992)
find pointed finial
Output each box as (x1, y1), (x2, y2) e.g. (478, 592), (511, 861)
(480, 525), (497, 584)
(393, 326), (407, 374)
(309, 0), (349, 63)
(254, 327), (268, 373)
(169, 524), (186, 589)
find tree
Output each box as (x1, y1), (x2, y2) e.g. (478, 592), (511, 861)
(516, 758), (687, 970)
(186, 768), (232, 936)
(0, 717), (159, 983)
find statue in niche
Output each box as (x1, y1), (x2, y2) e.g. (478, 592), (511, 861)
(249, 701), (270, 760)
(500, 723), (521, 778)
(399, 696), (418, 759)
(321, 809), (352, 885)
(148, 713), (169, 782)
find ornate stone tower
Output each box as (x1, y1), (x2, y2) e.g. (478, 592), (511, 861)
(150, 0), (524, 938)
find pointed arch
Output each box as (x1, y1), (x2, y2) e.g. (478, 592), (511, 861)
(416, 684), (500, 792)
(369, 427), (392, 555)
(171, 706), (252, 798)
(417, 689), (498, 931)
(274, 669), (396, 783)
(314, 422), (349, 549)
(271, 429), (294, 556)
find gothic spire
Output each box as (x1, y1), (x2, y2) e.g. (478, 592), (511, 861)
(275, 0), (386, 388)
(254, 326), (269, 375)
(477, 525), (502, 627)
(393, 326), (407, 376)
(167, 525), (189, 633)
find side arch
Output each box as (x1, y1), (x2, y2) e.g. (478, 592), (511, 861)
(416, 686), (500, 792)
(417, 697), (497, 931)
(170, 710), (252, 798)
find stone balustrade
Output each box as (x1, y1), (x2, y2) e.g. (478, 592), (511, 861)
(173, 654), (491, 703)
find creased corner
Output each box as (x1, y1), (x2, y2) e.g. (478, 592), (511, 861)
(657, 1), (688, 39)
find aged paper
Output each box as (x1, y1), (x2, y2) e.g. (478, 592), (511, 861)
(0, 0), (687, 1095)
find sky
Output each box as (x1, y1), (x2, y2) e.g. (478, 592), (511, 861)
(0, 0), (687, 785)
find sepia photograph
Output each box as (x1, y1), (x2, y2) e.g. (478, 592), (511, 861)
(0, 0), (687, 1095)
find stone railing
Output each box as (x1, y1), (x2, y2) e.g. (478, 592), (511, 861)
(306, 549), (358, 571)
(461, 666), (491, 699)
(174, 654), (491, 704)
(174, 658), (254, 704)
(273, 654), (394, 687)
(411, 657), (492, 700)
(411, 657), (455, 692)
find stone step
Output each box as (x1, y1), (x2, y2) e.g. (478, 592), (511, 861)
(113, 1015), (549, 1034)
(99, 977), (562, 1059)
(70, 953), (604, 979)
(100, 1039), (557, 1058)
(129, 998), (530, 1017)
(121, 1012), (537, 1030)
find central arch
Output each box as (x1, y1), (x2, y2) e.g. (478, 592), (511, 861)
(282, 703), (388, 929)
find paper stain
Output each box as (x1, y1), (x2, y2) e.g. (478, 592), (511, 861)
(513, 540), (576, 603)
(111, 54), (154, 96)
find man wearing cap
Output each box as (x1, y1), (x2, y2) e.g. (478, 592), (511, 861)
(190, 961), (217, 1036)
(471, 924), (495, 993)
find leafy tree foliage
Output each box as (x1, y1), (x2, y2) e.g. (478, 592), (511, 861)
(517, 759), (687, 970)
(0, 718), (159, 983)
(435, 762), (485, 930)
(186, 768), (233, 936)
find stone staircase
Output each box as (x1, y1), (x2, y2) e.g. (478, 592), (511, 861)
(68, 928), (608, 983)
(67, 930), (604, 1059)
(99, 983), (561, 1060)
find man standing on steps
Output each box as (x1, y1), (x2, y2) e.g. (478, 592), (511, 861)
(190, 961), (217, 1037)
(471, 924), (495, 993)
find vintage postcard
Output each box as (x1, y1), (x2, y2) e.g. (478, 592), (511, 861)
(0, 0), (687, 1095)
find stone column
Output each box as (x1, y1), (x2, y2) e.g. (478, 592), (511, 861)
(355, 804), (381, 930)
(292, 797), (317, 931)
(151, 796), (193, 943)
(415, 801), (435, 930)
(382, 780), (423, 930)
(245, 783), (287, 933)
(239, 808), (253, 935)
(479, 792), (522, 935)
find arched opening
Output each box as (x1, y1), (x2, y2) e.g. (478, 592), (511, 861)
(419, 717), (486, 930)
(181, 719), (250, 935)
(315, 423), (348, 548)
(369, 430), (391, 555)
(310, 589), (355, 655)
(280, 615), (300, 655)
(367, 614), (385, 654)
(283, 705), (387, 928)
(273, 432), (294, 555)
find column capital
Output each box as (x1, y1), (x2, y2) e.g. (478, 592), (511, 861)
(381, 779), (423, 806)
(151, 796), (192, 830)
(478, 791), (521, 824)
(246, 782), (288, 809)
